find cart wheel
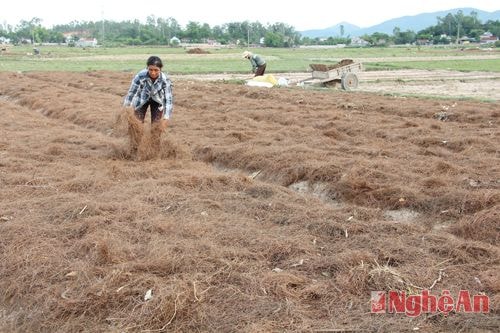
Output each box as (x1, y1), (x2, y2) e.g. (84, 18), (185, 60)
(341, 73), (358, 90)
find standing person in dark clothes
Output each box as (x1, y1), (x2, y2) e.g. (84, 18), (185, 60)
(242, 51), (266, 76)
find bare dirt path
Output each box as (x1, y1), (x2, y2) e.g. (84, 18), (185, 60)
(172, 69), (500, 100)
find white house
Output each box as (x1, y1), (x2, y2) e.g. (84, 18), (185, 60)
(0, 37), (11, 44)
(76, 38), (98, 47)
(351, 37), (369, 47)
(480, 32), (498, 44)
(169, 36), (180, 46)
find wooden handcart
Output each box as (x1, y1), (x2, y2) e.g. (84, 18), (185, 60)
(302, 59), (363, 90)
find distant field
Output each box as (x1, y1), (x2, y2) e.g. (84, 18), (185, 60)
(0, 45), (499, 73)
(367, 59), (500, 72)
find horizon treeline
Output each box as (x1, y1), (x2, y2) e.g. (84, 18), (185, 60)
(1, 11), (499, 47)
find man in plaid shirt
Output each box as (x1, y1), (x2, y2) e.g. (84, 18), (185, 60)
(124, 56), (173, 131)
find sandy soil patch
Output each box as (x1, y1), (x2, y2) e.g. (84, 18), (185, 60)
(173, 69), (500, 100)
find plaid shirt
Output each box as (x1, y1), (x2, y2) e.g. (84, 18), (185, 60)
(123, 69), (173, 119)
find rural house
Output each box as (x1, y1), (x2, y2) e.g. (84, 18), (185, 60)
(480, 32), (498, 44)
(76, 38), (98, 47)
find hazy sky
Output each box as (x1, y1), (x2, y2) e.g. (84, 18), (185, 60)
(2, 0), (498, 30)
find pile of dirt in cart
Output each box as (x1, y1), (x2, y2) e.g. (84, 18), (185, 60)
(186, 47), (210, 54)
(310, 59), (355, 71)
(0, 71), (498, 332)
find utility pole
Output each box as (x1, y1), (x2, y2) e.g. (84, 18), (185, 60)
(101, 10), (105, 45)
(247, 26), (250, 47)
(453, 15), (460, 47)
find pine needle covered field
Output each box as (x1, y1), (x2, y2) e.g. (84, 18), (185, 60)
(0, 71), (498, 332)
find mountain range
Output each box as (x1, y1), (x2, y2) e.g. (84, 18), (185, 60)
(300, 8), (500, 38)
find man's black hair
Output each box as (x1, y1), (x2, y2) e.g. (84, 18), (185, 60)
(147, 56), (163, 68)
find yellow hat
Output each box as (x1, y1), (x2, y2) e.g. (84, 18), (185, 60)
(242, 51), (252, 59)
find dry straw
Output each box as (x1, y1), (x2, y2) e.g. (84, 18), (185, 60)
(0, 71), (498, 332)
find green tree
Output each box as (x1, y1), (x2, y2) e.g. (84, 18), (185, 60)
(484, 20), (500, 37)
(224, 22), (246, 43)
(184, 21), (206, 42)
(418, 11), (500, 44)
(264, 31), (284, 47)
(15, 17), (42, 43)
(393, 27), (416, 44)
(267, 22), (299, 47)
(211, 25), (227, 44)
(362, 32), (391, 46)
